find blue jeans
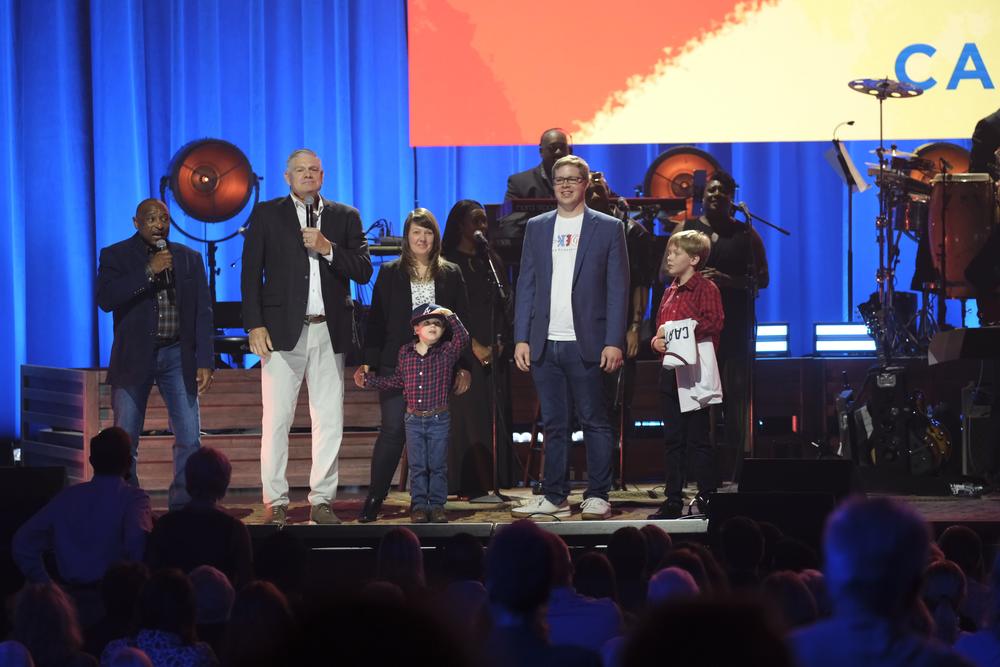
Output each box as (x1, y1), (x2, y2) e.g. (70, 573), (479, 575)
(111, 342), (202, 509)
(531, 339), (613, 504)
(403, 410), (450, 509)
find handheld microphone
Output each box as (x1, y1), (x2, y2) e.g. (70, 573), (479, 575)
(473, 230), (490, 247)
(304, 195), (316, 228)
(155, 239), (173, 284)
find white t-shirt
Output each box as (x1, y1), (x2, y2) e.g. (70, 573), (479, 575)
(547, 213), (583, 340)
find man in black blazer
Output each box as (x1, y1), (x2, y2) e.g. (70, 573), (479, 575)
(241, 148), (373, 526)
(97, 199), (214, 510)
(504, 128), (573, 201)
(970, 107), (1000, 175)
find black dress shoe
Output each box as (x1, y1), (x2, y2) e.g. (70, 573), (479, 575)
(647, 499), (683, 520)
(359, 495), (383, 524)
(694, 491), (714, 515)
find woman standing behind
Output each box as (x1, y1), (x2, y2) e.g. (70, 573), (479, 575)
(355, 208), (471, 522)
(441, 200), (514, 498)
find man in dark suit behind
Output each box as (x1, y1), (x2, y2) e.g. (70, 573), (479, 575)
(970, 107), (1000, 175)
(97, 198), (214, 509)
(241, 148), (373, 526)
(504, 128), (573, 202)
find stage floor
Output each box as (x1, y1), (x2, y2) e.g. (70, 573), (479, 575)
(148, 483), (1000, 548)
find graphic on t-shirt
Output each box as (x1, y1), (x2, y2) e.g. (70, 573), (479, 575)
(554, 234), (580, 250)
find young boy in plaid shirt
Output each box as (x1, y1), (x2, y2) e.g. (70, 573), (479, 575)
(360, 303), (469, 523)
(648, 230), (724, 520)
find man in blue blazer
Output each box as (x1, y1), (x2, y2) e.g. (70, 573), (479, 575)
(97, 199), (214, 509)
(513, 155), (628, 520)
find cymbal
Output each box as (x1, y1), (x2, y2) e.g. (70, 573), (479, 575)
(868, 148), (919, 159)
(848, 78), (923, 100)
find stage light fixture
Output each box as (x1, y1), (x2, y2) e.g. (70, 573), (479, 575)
(642, 146), (721, 224)
(167, 139), (258, 223)
(755, 323), (789, 356)
(814, 323), (877, 355)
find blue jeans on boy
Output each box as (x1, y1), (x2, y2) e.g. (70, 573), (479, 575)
(530, 339), (614, 505)
(403, 410), (450, 509)
(111, 342), (202, 509)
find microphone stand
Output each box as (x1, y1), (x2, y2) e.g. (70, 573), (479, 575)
(734, 204), (789, 474)
(469, 240), (513, 504)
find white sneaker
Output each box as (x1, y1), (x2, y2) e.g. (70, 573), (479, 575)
(580, 497), (612, 520)
(511, 495), (571, 519)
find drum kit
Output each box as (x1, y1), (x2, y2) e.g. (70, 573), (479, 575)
(849, 77), (1000, 360)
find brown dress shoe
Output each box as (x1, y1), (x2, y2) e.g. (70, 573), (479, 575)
(410, 507), (430, 523)
(428, 506), (448, 523)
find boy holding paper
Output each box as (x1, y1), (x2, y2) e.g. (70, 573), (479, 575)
(648, 230), (724, 519)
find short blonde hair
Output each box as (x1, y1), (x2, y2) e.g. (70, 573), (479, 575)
(551, 155), (590, 182)
(668, 230), (711, 266)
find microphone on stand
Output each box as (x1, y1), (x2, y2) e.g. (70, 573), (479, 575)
(474, 231), (508, 301)
(304, 195), (316, 228)
(155, 239), (173, 284)
(473, 230), (490, 248)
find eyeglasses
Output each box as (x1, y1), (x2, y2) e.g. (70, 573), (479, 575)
(553, 176), (585, 185)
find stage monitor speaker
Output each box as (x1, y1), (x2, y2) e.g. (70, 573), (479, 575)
(708, 492), (837, 552)
(738, 458), (856, 502)
(962, 384), (994, 477)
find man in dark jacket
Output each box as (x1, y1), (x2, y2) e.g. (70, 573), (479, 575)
(97, 199), (214, 509)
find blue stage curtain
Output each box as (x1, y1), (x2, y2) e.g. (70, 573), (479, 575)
(0, 0), (975, 438)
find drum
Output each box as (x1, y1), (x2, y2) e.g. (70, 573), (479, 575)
(893, 194), (929, 233)
(928, 173), (997, 299)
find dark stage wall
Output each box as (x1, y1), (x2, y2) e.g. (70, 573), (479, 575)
(0, 0), (976, 438)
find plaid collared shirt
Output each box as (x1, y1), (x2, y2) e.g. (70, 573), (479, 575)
(654, 271), (724, 350)
(365, 314), (469, 412)
(147, 245), (179, 342)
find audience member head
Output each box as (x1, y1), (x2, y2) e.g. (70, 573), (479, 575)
(254, 530), (308, 599)
(623, 598), (793, 667)
(189, 565), (234, 626)
(639, 524), (672, 574)
(799, 569), (832, 617)
(661, 548), (711, 595)
(545, 532), (573, 588)
(677, 542), (729, 595)
(221, 580), (297, 667)
(101, 560), (150, 621)
(0, 641), (35, 667)
(938, 525), (985, 582)
(647, 567), (699, 606)
(771, 536), (820, 572)
(13, 583), (84, 667)
(441, 199), (486, 256)
(572, 551), (619, 602)
(136, 569), (198, 644)
(760, 571), (819, 631)
(719, 516), (764, 577)
(376, 527), (426, 595)
(105, 647), (153, 667)
(922, 559), (967, 645)
(823, 496), (930, 617)
(607, 526), (647, 582)
(361, 580), (406, 606)
(441, 532), (485, 583)
(757, 521), (784, 572)
(90, 427), (133, 477)
(486, 520), (552, 617)
(184, 447), (231, 504)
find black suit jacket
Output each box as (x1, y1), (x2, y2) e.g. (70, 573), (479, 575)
(363, 259), (471, 371)
(970, 108), (1000, 174)
(241, 195), (373, 352)
(504, 164), (554, 200)
(97, 234), (213, 394)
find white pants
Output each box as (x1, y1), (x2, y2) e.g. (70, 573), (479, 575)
(260, 321), (345, 507)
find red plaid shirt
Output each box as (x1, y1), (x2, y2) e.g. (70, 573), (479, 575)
(365, 314), (469, 412)
(654, 271), (724, 350)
